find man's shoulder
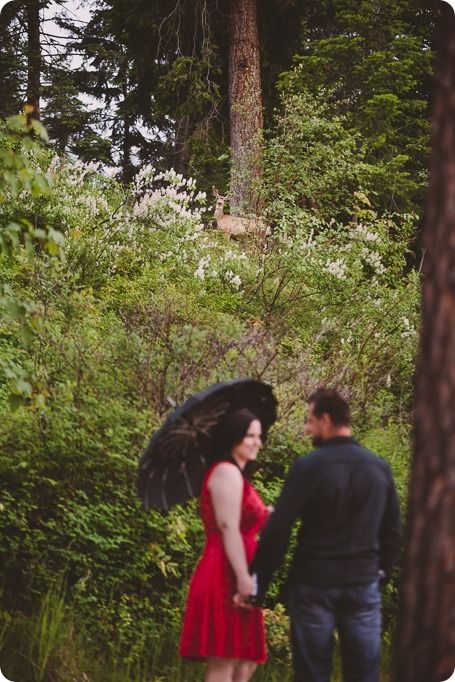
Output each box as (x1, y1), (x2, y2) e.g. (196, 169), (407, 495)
(294, 439), (391, 471)
(291, 447), (328, 471)
(345, 441), (392, 470)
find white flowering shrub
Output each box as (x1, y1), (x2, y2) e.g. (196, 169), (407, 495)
(256, 190), (419, 406)
(1, 152), (266, 337)
(0, 118), (420, 420)
(254, 83), (421, 410)
(49, 162), (260, 301)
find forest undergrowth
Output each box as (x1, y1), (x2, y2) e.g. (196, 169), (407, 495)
(0, 84), (420, 680)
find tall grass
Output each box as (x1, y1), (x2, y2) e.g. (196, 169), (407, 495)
(0, 585), (392, 681)
(31, 587), (67, 681)
(0, 581), (74, 682)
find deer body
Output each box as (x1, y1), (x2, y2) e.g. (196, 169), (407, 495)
(213, 188), (248, 237)
(212, 187), (270, 240)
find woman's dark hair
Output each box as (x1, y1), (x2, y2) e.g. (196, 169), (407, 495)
(211, 408), (262, 477)
(308, 388), (351, 427)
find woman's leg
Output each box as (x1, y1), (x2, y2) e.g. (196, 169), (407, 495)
(232, 659), (257, 682)
(205, 656), (236, 681)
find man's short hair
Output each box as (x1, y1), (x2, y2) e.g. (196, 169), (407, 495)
(308, 388), (351, 427)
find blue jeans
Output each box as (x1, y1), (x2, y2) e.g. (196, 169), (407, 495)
(289, 582), (381, 682)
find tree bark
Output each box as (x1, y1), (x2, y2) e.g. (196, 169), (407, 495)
(391, 6), (455, 682)
(173, 115), (191, 176)
(228, 0), (263, 217)
(26, 0), (41, 120)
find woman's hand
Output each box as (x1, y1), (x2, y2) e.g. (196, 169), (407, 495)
(232, 572), (254, 609)
(237, 572), (254, 600)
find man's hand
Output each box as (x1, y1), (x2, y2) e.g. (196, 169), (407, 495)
(232, 592), (253, 609)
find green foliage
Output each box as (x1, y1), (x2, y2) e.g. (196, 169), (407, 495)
(0, 114), (65, 406)
(0, 0), (432, 676)
(280, 0), (433, 213)
(263, 604), (292, 665)
(0, 87), (420, 679)
(156, 55), (222, 120)
(0, 114), (49, 202)
(263, 88), (372, 225)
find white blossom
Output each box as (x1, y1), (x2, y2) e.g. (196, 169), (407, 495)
(194, 256), (210, 280)
(351, 223), (380, 242)
(323, 258), (347, 280)
(365, 250), (385, 274)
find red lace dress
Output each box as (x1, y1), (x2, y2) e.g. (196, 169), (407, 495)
(179, 461), (268, 663)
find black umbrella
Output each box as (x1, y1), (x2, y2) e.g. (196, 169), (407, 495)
(137, 378), (277, 510)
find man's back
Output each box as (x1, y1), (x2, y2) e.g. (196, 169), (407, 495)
(251, 436), (401, 597)
(250, 389), (402, 682)
(285, 436), (401, 586)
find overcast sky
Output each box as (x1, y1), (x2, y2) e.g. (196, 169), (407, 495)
(42, 0), (92, 67)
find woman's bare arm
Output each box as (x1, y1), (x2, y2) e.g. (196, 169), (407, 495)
(208, 462), (253, 600)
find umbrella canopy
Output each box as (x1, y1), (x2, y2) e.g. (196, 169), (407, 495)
(137, 378), (277, 510)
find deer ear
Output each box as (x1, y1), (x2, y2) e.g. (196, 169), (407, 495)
(212, 186), (218, 196)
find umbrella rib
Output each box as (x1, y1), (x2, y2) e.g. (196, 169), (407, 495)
(180, 461), (194, 497)
(161, 469), (169, 511)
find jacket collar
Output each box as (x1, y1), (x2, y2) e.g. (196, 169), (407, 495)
(322, 436), (358, 447)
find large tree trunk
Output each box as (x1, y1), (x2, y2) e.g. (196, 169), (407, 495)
(228, 0), (263, 217)
(391, 6), (455, 682)
(26, 0), (41, 120)
(173, 115), (191, 176)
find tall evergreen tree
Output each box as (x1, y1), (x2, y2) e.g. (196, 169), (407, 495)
(228, 0), (263, 216)
(41, 54), (112, 163)
(67, 0), (306, 197)
(0, 1), (27, 118)
(391, 5), (455, 681)
(151, 0), (227, 179)
(0, 0), (97, 138)
(26, 0), (41, 119)
(65, 0), (177, 179)
(277, 0), (434, 213)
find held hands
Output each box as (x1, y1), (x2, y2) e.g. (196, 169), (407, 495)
(232, 572), (254, 610)
(232, 593), (252, 609)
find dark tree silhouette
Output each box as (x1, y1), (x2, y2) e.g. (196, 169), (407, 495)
(392, 5), (455, 681)
(26, 0), (41, 119)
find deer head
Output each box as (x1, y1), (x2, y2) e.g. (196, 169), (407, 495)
(212, 186), (247, 238)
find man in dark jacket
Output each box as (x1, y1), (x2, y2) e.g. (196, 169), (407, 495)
(250, 388), (402, 682)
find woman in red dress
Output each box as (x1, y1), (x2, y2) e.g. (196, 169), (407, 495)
(179, 408), (270, 681)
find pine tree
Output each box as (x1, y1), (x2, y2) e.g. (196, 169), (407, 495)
(227, 0), (263, 216)
(392, 5), (455, 680)
(26, 0), (41, 119)
(0, 1), (27, 118)
(277, 0), (434, 213)
(41, 54), (112, 163)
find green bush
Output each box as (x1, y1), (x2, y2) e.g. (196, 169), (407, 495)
(0, 104), (418, 678)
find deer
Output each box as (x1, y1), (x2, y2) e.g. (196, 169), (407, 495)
(212, 187), (271, 242)
(212, 187), (249, 238)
